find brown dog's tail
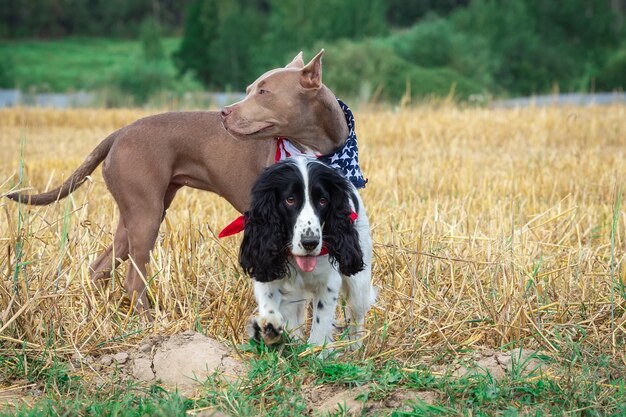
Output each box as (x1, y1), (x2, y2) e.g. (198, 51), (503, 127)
(6, 133), (116, 206)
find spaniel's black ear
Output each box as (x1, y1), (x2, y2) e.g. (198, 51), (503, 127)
(324, 183), (364, 277)
(239, 178), (290, 282)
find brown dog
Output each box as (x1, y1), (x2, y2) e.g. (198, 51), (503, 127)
(6, 50), (350, 320)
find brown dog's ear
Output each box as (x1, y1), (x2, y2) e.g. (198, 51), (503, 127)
(286, 51), (304, 69)
(300, 49), (324, 89)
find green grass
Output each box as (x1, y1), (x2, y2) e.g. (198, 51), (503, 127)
(0, 37), (200, 93)
(2, 339), (625, 416)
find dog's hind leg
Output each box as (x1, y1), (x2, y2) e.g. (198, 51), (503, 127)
(122, 202), (163, 321)
(90, 184), (179, 289)
(89, 218), (130, 285)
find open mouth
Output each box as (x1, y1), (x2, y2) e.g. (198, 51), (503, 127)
(293, 255), (317, 272)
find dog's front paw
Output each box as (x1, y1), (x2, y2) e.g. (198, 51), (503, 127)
(247, 313), (284, 345)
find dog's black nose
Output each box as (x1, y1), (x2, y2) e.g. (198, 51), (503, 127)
(301, 236), (320, 251)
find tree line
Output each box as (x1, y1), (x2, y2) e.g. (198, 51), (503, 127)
(1, 0), (625, 100)
(174, 0), (626, 98)
(0, 0), (190, 38)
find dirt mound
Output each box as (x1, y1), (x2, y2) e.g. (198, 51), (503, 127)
(302, 348), (543, 415)
(306, 384), (438, 416)
(128, 331), (245, 395)
(71, 331), (245, 397)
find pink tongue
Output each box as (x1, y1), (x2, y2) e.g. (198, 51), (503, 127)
(294, 255), (318, 272)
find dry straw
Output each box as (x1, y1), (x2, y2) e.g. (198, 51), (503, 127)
(0, 104), (624, 370)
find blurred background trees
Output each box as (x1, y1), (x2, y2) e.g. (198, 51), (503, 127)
(0, 0), (189, 38)
(0, 0), (624, 102)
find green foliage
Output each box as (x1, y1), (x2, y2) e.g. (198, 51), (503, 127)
(107, 20), (179, 104)
(3, 382), (189, 417)
(172, 0), (216, 87)
(0, 38), (135, 91)
(207, 1), (267, 90)
(173, 0), (267, 90)
(386, 14), (497, 89)
(140, 17), (165, 62)
(450, 0), (624, 95)
(174, 0), (388, 91)
(385, 0), (469, 27)
(2, 0), (626, 99)
(108, 60), (174, 104)
(266, 0), (387, 53)
(314, 360), (374, 384)
(320, 39), (486, 101)
(597, 48), (626, 91)
(0, 0), (191, 38)
(0, 351), (74, 393)
(0, 37), (202, 106)
(0, 49), (15, 88)
(451, 0), (559, 95)
(173, 0), (625, 99)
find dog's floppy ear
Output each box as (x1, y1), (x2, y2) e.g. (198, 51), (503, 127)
(239, 173), (290, 283)
(324, 176), (364, 277)
(286, 51), (304, 69)
(300, 49), (324, 89)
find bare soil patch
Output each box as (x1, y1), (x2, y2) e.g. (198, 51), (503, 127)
(71, 331), (245, 397)
(0, 388), (31, 410)
(450, 348), (545, 379)
(129, 331), (245, 396)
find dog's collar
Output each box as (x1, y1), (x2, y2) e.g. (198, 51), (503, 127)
(275, 99), (367, 189)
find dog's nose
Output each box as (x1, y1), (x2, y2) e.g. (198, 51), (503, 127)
(301, 236), (320, 251)
(220, 106), (232, 118)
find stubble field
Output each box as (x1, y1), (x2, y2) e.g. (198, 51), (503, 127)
(0, 104), (625, 416)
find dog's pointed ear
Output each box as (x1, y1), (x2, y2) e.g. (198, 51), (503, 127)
(300, 49), (324, 89)
(286, 51), (304, 69)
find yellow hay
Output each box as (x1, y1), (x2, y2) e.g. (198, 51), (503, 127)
(0, 104), (624, 365)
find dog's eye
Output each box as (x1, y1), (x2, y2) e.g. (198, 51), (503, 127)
(319, 197), (328, 206)
(285, 196), (296, 205)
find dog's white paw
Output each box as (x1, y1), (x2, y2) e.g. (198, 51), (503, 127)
(248, 312), (285, 345)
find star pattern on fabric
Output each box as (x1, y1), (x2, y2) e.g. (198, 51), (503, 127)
(317, 99), (367, 189)
(276, 99), (367, 189)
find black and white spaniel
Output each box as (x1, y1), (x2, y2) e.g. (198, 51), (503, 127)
(239, 157), (375, 347)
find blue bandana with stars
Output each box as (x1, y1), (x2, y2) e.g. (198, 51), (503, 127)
(274, 99), (367, 189)
(318, 99), (367, 189)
